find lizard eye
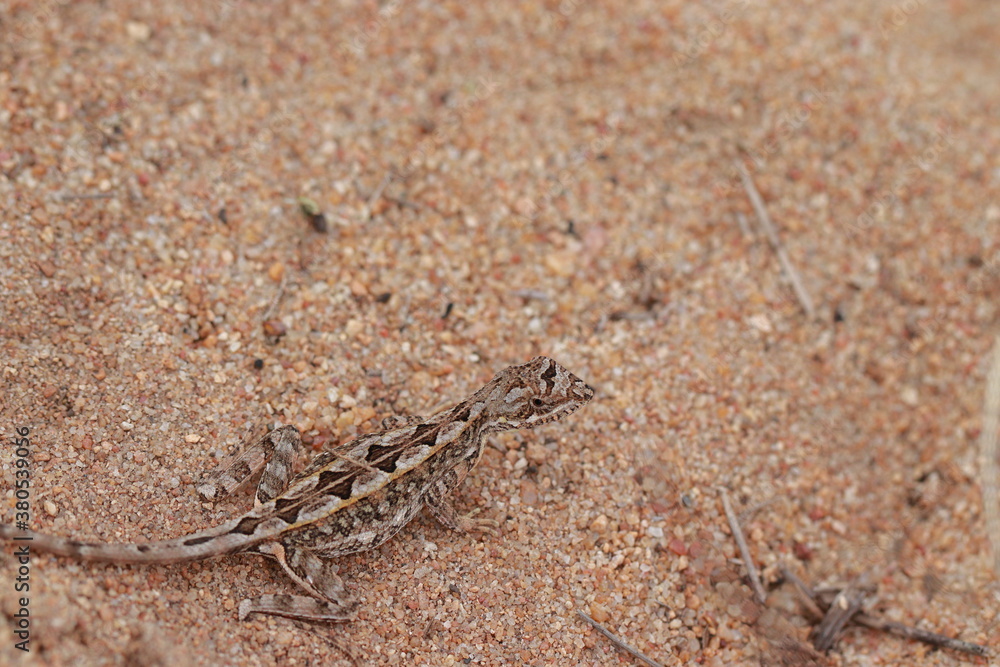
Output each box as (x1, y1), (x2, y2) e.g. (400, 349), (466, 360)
(530, 397), (544, 409)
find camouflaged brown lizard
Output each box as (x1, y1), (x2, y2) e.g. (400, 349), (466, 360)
(0, 357), (593, 622)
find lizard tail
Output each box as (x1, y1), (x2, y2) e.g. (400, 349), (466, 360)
(0, 519), (269, 564)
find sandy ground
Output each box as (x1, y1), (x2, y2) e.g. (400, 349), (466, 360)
(1, 1), (999, 665)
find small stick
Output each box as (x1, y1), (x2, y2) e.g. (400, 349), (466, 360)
(721, 489), (767, 605)
(576, 610), (666, 667)
(511, 288), (550, 301)
(779, 562), (989, 657)
(260, 273), (287, 323)
(778, 564), (825, 621)
(980, 334), (1000, 576)
(811, 582), (867, 652)
(737, 163), (816, 319)
(328, 212), (356, 227)
(385, 194), (423, 211)
(366, 173), (391, 213)
(299, 623), (359, 666)
(851, 613), (988, 657)
(734, 211), (754, 239)
(58, 192), (114, 201)
(741, 497), (778, 523)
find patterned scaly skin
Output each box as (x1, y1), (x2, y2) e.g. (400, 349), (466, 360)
(0, 357), (593, 622)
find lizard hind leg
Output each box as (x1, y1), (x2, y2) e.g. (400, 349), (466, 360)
(239, 542), (358, 623)
(252, 426), (303, 506)
(197, 424), (303, 507)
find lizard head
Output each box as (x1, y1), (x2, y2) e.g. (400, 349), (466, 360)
(480, 356), (594, 432)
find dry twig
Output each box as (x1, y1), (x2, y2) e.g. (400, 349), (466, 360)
(577, 610), (665, 667)
(260, 272), (287, 323)
(980, 333), (1000, 576)
(778, 564), (825, 621)
(737, 163), (816, 319)
(810, 580), (869, 652)
(721, 489), (767, 605)
(851, 613), (989, 656)
(298, 623), (359, 666)
(58, 192), (114, 201)
(734, 211), (754, 239)
(780, 563), (988, 657)
(385, 194), (423, 211)
(366, 173), (391, 214)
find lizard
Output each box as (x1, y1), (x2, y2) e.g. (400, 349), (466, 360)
(0, 356), (593, 623)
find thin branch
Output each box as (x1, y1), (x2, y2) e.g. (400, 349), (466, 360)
(58, 192), (114, 201)
(737, 163), (816, 319)
(260, 273), (287, 323)
(328, 212), (357, 227)
(852, 613), (988, 657)
(778, 564), (825, 621)
(721, 489), (767, 605)
(577, 610), (666, 667)
(734, 211), (754, 239)
(366, 173), (391, 214)
(511, 288), (551, 301)
(779, 562), (989, 658)
(811, 582), (868, 652)
(741, 497), (779, 523)
(385, 194), (424, 211)
(298, 623), (359, 666)
(980, 333), (1000, 576)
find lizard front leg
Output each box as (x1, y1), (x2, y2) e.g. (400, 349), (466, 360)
(382, 413), (498, 532)
(240, 542), (358, 622)
(423, 461), (498, 535)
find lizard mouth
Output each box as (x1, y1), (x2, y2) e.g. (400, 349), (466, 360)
(524, 382), (594, 428)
